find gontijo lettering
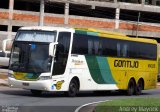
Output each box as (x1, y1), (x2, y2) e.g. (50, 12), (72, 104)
(114, 60), (139, 68)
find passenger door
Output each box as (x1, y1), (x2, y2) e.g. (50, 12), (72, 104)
(52, 32), (71, 75)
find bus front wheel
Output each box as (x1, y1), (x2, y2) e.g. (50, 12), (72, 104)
(67, 80), (79, 97)
(30, 90), (42, 96)
(127, 79), (135, 96)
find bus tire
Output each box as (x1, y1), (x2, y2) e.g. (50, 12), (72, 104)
(136, 80), (143, 95)
(67, 80), (79, 97)
(127, 79), (135, 96)
(31, 90), (42, 96)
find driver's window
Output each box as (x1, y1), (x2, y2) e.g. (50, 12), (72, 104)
(52, 32), (71, 75)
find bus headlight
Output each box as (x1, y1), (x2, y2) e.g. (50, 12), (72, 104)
(39, 76), (51, 80)
(8, 73), (14, 78)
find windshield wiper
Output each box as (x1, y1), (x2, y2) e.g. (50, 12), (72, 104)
(11, 61), (19, 67)
(10, 61), (26, 71)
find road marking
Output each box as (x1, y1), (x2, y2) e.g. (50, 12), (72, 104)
(75, 100), (111, 112)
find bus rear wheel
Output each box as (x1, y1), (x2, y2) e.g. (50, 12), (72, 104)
(136, 80), (143, 95)
(31, 90), (42, 96)
(127, 79), (135, 96)
(67, 80), (79, 97)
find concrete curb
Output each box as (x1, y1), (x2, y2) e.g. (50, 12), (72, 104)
(75, 83), (160, 112)
(75, 100), (110, 112)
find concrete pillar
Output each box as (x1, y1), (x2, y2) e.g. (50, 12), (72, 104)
(115, 8), (120, 29)
(114, 0), (117, 3)
(136, 12), (140, 37)
(141, 0), (145, 5)
(39, 0), (45, 26)
(64, 2), (69, 25)
(152, 0), (157, 5)
(91, 5), (95, 9)
(8, 0), (14, 39)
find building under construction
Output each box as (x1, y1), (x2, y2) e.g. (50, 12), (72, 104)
(0, 0), (160, 45)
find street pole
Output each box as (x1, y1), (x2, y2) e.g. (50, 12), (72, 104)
(136, 12), (140, 38)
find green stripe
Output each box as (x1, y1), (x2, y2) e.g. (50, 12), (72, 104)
(96, 57), (116, 84)
(75, 30), (87, 35)
(85, 56), (105, 84)
(85, 56), (116, 84)
(87, 32), (98, 36)
(75, 30), (98, 36)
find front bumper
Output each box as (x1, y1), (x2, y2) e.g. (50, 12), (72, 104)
(8, 77), (68, 92)
(8, 77), (53, 91)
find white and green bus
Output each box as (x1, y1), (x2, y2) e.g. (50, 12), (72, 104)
(8, 26), (158, 96)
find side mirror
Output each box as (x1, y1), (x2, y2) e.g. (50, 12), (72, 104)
(49, 42), (58, 57)
(2, 39), (13, 57)
(2, 39), (13, 52)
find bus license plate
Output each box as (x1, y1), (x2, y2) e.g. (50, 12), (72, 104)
(22, 83), (29, 86)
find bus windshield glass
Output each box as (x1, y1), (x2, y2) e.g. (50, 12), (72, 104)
(15, 30), (57, 43)
(9, 42), (51, 73)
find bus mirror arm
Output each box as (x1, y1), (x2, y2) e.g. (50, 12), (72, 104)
(49, 42), (58, 57)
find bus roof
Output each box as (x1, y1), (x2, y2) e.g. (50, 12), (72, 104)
(75, 28), (126, 36)
(75, 28), (157, 44)
(19, 26), (157, 44)
(19, 26), (74, 32)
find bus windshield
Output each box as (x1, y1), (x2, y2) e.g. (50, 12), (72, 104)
(9, 42), (51, 73)
(15, 30), (57, 43)
(9, 30), (57, 73)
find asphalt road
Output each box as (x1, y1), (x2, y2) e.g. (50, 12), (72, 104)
(0, 87), (160, 112)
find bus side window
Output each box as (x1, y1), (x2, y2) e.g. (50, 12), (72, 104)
(122, 44), (128, 57)
(117, 42), (128, 58)
(98, 40), (102, 55)
(72, 34), (88, 55)
(94, 39), (100, 55)
(117, 43), (121, 57)
(102, 38), (117, 57)
(52, 32), (71, 75)
(88, 36), (100, 55)
(88, 38), (94, 55)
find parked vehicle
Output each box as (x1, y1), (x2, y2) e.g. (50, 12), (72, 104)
(0, 39), (12, 69)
